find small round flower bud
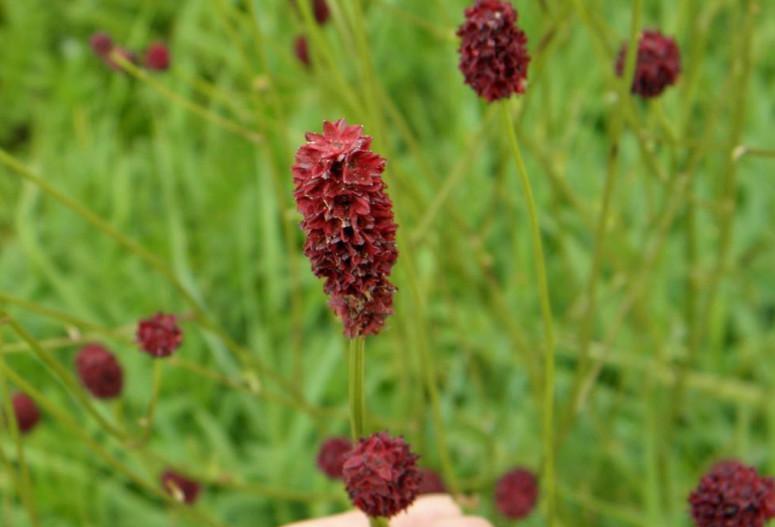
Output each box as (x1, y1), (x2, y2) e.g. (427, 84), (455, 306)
(457, 0), (531, 101)
(616, 29), (681, 98)
(90, 32), (114, 57)
(316, 436), (352, 479)
(689, 460), (775, 527)
(144, 42), (171, 71)
(11, 392), (40, 434)
(342, 432), (421, 518)
(161, 469), (201, 505)
(137, 313), (183, 358)
(495, 467), (539, 520)
(417, 467), (447, 495)
(75, 343), (124, 399)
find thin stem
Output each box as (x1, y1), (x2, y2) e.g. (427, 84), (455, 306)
(348, 337), (366, 441)
(501, 102), (557, 525)
(135, 361), (164, 446)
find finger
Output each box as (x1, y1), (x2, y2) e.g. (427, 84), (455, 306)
(391, 495), (462, 527)
(281, 510), (365, 527)
(430, 517), (493, 527)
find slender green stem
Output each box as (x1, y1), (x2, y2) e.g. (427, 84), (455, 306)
(348, 337), (366, 441)
(501, 102), (557, 525)
(135, 361), (164, 446)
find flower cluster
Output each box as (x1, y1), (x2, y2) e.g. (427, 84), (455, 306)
(89, 32), (171, 72)
(316, 436), (353, 479)
(342, 432), (421, 518)
(75, 343), (124, 399)
(616, 29), (681, 98)
(495, 467), (539, 520)
(137, 313), (183, 357)
(292, 120), (398, 338)
(689, 460), (775, 527)
(417, 467), (447, 495)
(457, 0), (531, 101)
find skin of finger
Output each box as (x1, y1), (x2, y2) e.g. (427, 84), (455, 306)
(430, 518), (493, 527)
(280, 495), (463, 527)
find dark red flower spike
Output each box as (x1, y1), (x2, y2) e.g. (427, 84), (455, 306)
(342, 432), (421, 518)
(316, 436), (353, 479)
(457, 0), (531, 101)
(495, 467), (539, 520)
(689, 460), (775, 527)
(417, 467), (447, 495)
(11, 392), (40, 434)
(75, 343), (124, 399)
(290, 0), (331, 25)
(616, 29), (681, 98)
(90, 32), (113, 57)
(144, 41), (171, 71)
(161, 469), (201, 505)
(137, 313), (183, 358)
(294, 35), (310, 67)
(292, 120), (399, 338)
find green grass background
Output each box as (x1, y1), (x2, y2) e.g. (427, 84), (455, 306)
(0, 0), (773, 525)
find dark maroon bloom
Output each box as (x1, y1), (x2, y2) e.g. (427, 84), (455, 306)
(316, 436), (352, 479)
(417, 467), (447, 495)
(689, 460), (775, 527)
(342, 432), (421, 518)
(144, 41), (171, 71)
(457, 0), (531, 102)
(294, 35), (310, 67)
(161, 469), (201, 505)
(495, 467), (539, 520)
(291, 0), (331, 25)
(292, 120), (398, 338)
(137, 313), (183, 357)
(75, 343), (124, 399)
(90, 32), (113, 57)
(11, 392), (40, 434)
(616, 29), (681, 98)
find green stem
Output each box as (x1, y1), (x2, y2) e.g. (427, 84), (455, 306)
(348, 337), (366, 441)
(501, 102), (557, 525)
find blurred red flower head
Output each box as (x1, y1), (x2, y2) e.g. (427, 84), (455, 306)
(316, 436), (353, 479)
(616, 29), (681, 98)
(495, 467), (539, 519)
(689, 460), (775, 527)
(144, 41), (171, 71)
(294, 35), (310, 67)
(11, 392), (40, 434)
(417, 467), (447, 495)
(161, 469), (201, 505)
(75, 343), (124, 399)
(137, 313), (182, 357)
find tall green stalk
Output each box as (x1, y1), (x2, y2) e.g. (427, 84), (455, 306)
(348, 337), (367, 441)
(501, 102), (557, 525)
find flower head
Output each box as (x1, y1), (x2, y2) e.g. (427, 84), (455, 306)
(292, 120), (398, 338)
(161, 469), (201, 505)
(75, 343), (124, 399)
(294, 35), (310, 67)
(316, 436), (353, 479)
(616, 29), (681, 98)
(137, 313), (183, 357)
(90, 32), (113, 57)
(457, 0), (531, 101)
(342, 432), (421, 518)
(495, 467), (539, 520)
(11, 392), (40, 434)
(689, 460), (775, 527)
(291, 0), (331, 25)
(417, 467), (447, 495)
(144, 42), (171, 71)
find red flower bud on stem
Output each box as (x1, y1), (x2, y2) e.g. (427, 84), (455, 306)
(495, 467), (539, 520)
(75, 343), (124, 399)
(137, 313), (183, 357)
(316, 436), (353, 479)
(161, 469), (201, 505)
(615, 29), (681, 99)
(11, 392), (40, 434)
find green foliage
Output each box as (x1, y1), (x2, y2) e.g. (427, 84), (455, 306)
(0, 0), (773, 525)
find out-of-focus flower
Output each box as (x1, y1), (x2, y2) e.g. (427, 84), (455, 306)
(144, 41), (171, 71)
(137, 313), (183, 358)
(317, 436), (353, 479)
(294, 35), (310, 67)
(495, 467), (539, 520)
(417, 467), (447, 495)
(75, 343), (124, 399)
(161, 469), (201, 505)
(11, 392), (40, 434)
(615, 29), (681, 98)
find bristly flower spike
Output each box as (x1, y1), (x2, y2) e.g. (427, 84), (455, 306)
(292, 120), (398, 338)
